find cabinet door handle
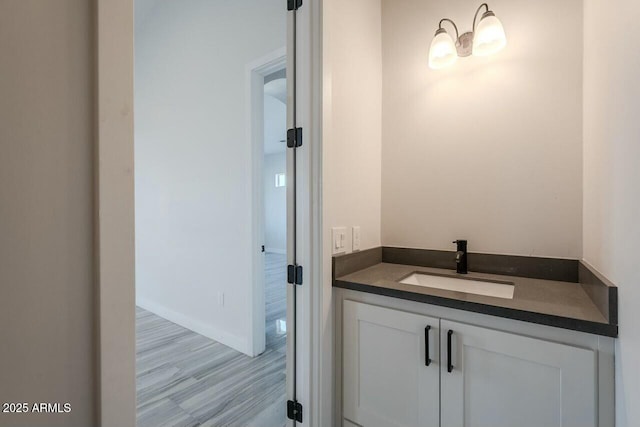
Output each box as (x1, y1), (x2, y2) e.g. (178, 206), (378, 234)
(447, 329), (454, 373)
(424, 325), (431, 366)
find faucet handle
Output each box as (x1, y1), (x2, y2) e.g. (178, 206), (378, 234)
(452, 239), (468, 249)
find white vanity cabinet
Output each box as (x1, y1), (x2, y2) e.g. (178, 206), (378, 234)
(343, 300), (440, 427)
(440, 319), (596, 427)
(342, 300), (600, 427)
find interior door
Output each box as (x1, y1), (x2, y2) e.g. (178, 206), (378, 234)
(440, 320), (596, 427)
(286, 1), (302, 425)
(343, 301), (440, 427)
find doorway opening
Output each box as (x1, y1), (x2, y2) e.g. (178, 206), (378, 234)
(262, 68), (288, 360)
(133, 1), (291, 426)
(97, 0), (319, 424)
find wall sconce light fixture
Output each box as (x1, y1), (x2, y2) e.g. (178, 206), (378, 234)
(428, 3), (506, 69)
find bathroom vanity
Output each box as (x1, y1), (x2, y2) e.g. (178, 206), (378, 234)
(325, 1), (624, 425)
(333, 247), (617, 427)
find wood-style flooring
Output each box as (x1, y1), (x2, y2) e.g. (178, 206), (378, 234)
(136, 253), (287, 427)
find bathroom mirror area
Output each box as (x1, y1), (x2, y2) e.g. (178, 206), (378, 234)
(327, 0), (586, 260)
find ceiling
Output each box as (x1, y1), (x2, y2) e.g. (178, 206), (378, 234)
(264, 78), (287, 104)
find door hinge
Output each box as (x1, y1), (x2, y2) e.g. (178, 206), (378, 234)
(287, 400), (303, 422)
(287, 0), (302, 11)
(287, 127), (303, 148)
(287, 264), (303, 285)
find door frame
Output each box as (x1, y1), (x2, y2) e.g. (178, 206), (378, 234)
(95, 1), (325, 426)
(95, 1), (136, 426)
(246, 47), (287, 357)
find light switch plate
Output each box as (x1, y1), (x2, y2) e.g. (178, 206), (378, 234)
(352, 226), (361, 251)
(332, 227), (347, 255)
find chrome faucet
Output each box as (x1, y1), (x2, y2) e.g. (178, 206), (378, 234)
(453, 240), (468, 274)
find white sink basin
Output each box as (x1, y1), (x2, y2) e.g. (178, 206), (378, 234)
(400, 273), (515, 300)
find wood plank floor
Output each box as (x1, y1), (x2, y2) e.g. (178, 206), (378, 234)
(136, 253), (287, 427)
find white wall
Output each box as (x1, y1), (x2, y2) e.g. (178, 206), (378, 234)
(0, 1), (95, 426)
(322, 2), (382, 423)
(135, 0), (285, 354)
(381, 0), (584, 258)
(324, 0), (382, 254)
(264, 153), (287, 253)
(583, 1), (640, 425)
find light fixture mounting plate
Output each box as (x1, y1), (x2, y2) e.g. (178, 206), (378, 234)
(456, 31), (474, 57)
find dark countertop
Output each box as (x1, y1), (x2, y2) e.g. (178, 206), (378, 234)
(334, 262), (618, 337)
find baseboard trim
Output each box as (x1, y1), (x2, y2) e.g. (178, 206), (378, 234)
(136, 297), (251, 356)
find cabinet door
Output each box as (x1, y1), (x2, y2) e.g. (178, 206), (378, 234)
(343, 300), (440, 427)
(440, 320), (596, 427)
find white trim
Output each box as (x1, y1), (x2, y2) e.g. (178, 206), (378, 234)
(96, 1), (136, 426)
(307, 0), (328, 423)
(285, 11), (297, 427)
(137, 297), (250, 354)
(291, 1), (325, 425)
(246, 47), (287, 77)
(311, 2), (328, 425)
(246, 47), (287, 357)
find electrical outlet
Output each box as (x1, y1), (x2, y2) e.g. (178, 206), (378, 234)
(352, 226), (361, 251)
(332, 227), (347, 255)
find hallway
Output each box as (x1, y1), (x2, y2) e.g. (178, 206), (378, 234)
(136, 253), (287, 427)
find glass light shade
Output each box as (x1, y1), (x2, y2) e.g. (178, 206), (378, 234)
(472, 14), (506, 56)
(428, 30), (458, 69)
